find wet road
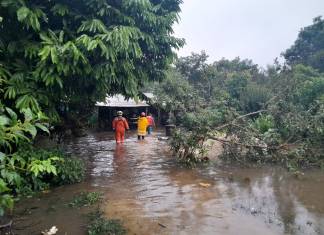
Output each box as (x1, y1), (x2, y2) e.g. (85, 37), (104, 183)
(14, 131), (324, 234)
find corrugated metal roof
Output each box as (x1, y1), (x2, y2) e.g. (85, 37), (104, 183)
(143, 92), (154, 99)
(96, 94), (150, 107)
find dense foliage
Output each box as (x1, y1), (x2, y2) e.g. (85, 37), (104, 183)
(0, 0), (183, 123)
(0, 144), (85, 215)
(154, 22), (324, 168)
(284, 16), (324, 72)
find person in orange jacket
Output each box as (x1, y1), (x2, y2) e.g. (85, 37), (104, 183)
(112, 111), (129, 144)
(137, 112), (149, 140)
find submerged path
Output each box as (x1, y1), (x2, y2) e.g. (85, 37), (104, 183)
(15, 131), (324, 234)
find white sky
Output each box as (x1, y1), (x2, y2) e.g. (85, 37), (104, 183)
(173, 0), (324, 67)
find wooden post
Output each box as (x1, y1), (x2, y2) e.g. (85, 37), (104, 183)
(98, 107), (101, 129)
(157, 108), (161, 127)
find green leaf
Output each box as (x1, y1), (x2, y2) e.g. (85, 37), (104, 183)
(0, 179), (9, 193)
(16, 95), (40, 112)
(35, 123), (50, 134)
(51, 4), (69, 16)
(29, 164), (40, 177)
(0, 115), (10, 126)
(1, 194), (14, 210)
(39, 46), (51, 60)
(0, 152), (5, 162)
(30, 14), (40, 31)
(50, 47), (58, 64)
(5, 107), (17, 121)
(17, 7), (30, 22)
(25, 123), (37, 138)
(22, 108), (34, 121)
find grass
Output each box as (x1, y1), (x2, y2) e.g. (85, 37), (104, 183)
(69, 192), (102, 208)
(87, 210), (126, 235)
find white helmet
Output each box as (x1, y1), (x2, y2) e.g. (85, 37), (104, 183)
(117, 111), (123, 116)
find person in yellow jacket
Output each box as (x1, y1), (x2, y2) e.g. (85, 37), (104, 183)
(137, 112), (149, 140)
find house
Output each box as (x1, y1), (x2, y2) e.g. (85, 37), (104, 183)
(96, 94), (156, 130)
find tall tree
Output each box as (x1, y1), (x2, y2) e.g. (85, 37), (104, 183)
(0, 0), (184, 121)
(283, 16), (324, 72)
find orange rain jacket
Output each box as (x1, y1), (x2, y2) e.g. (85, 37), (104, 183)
(112, 117), (129, 143)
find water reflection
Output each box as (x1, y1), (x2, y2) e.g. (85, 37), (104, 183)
(63, 131), (324, 234)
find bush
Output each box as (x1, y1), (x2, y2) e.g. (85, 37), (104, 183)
(0, 179), (14, 216)
(1, 147), (85, 197)
(169, 129), (209, 166)
(253, 115), (275, 134)
(52, 157), (85, 185)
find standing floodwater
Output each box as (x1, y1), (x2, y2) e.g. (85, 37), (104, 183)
(14, 131), (324, 234)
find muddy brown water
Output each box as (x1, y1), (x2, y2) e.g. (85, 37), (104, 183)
(11, 131), (324, 235)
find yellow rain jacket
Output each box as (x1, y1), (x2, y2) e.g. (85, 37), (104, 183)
(137, 117), (149, 136)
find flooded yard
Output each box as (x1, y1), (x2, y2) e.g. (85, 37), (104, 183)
(12, 131), (324, 235)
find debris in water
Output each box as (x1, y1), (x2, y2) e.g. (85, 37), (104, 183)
(293, 171), (305, 179)
(158, 223), (167, 228)
(158, 136), (169, 141)
(0, 220), (12, 229)
(199, 182), (211, 187)
(41, 226), (58, 235)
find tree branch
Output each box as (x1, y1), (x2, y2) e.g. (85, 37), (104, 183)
(215, 109), (267, 131)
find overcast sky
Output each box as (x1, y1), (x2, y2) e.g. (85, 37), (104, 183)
(173, 0), (324, 67)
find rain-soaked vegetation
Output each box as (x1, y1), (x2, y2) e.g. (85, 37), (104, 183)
(0, 0), (182, 220)
(1, 0), (324, 234)
(69, 192), (102, 208)
(152, 18), (324, 169)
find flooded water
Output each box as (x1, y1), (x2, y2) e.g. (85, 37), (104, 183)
(12, 131), (324, 235)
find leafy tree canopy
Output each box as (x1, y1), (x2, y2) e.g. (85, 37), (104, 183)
(154, 51), (324, 167)
(284, 16), (324, 72)
(0, 0), (184, 121)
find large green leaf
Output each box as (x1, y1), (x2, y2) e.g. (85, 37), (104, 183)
(17, 6), (30, 22)
(25, 123), (37, 138)
(5, 107), (17, 121)
(0, 115), (10, 126)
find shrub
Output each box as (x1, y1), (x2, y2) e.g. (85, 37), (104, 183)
(0, 179), (14, 216)
(0, 146), (85, 206)
(52, 157), (85, 185)
(11, 147), (85, 191)
(253, 115), (275, 134)
(169, 129), (208, 166)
